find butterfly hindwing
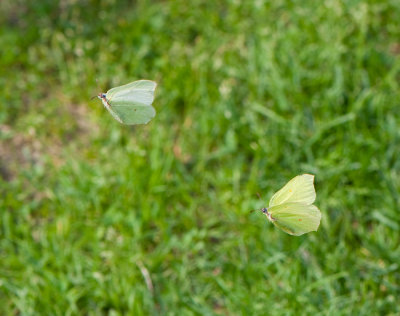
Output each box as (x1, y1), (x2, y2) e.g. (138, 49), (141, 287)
(268, 202), (321, 236)
(105, 100), (155, 125)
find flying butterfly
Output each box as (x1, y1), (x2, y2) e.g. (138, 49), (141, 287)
(261, 174), (322, 236)
(97, 80), (157, 125)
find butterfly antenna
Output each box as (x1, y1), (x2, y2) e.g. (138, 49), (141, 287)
(249, 193), (262, 214)
(90, 78), (102, 101)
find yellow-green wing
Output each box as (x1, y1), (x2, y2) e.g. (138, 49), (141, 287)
(269, 174), (316, 208)
(106, 80), (156, 103)
(267, 202), (321, 236)
(102, 99), (155, 125)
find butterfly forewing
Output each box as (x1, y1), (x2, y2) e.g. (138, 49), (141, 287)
(269, 174), (316, 208)
(106, 80), (157, 104)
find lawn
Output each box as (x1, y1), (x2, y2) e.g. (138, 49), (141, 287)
(1, 0), (400, 315)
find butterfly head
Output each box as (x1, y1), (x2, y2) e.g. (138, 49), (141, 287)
(261, 207), (274, 221)
(261, 207), (268, 214)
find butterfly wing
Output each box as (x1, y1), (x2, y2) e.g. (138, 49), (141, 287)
(269, 174), (316, 208)
(105, 100), (156, 125)
(267, 202), (321, 236)
(105, 80), (157, 125)
(106, 80), (157, 104)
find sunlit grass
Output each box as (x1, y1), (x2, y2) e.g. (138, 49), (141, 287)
(1, 0), (400, 314)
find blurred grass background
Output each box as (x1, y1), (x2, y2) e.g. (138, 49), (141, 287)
(1, 0), (400, 314)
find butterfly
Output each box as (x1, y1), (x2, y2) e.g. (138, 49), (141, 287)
(261, 174), (321, 236)
(97, 80), (157, 125)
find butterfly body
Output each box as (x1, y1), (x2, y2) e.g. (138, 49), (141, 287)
(98, 93), (109, 107)
(261, 207), (274, 221)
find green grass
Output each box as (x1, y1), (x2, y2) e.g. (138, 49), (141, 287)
(1, 0), (400, 314)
